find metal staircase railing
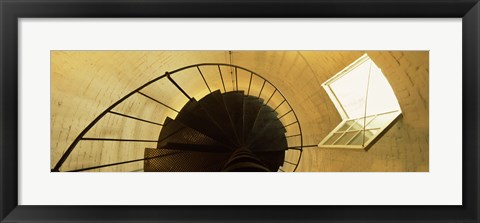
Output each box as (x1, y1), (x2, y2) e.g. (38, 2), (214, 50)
(52, 63), (303, 172)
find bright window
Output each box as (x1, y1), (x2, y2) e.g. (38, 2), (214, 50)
(318, 54), (402, 150)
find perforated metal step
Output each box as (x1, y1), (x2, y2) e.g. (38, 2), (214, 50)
(144, 148), (230, 172)
(150, 91), (287, 172)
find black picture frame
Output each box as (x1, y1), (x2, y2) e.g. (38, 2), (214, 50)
(1, 0), (479, 222)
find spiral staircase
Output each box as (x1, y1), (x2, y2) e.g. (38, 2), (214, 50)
(52, 64), (303, 172)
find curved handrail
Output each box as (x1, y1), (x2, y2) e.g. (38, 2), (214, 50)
(53, 63), (303, 172)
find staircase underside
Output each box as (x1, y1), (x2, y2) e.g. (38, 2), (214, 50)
(144, 90), (287, 172)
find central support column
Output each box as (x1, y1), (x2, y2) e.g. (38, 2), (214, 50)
(222, 147), (270, 172)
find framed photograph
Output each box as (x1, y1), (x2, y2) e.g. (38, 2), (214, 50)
(1, 0), (478, 222)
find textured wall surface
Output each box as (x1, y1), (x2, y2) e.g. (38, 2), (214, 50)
(51, 51), (428, 172)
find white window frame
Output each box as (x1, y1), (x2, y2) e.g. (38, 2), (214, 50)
(318, 54), (402, 151)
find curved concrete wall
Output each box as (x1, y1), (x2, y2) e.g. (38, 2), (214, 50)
(51, 51), (428, 172)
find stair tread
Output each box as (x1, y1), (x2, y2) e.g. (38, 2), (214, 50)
(250, 132), (288, 152)
(157, 117), (230, 151)
(222, 91), (244, 146)
(196, 90), (239, 147)
(157, 117), (183, 145)
(247, 117), (286, 149)
(178, 98), (198, 114)
(244, 98), (289, 153)
(175, 99), (234, 147)
(246, 105), (279, 145)
(242, 96), (264, 144)
(163, 142), (230, 153)
(144, 148), (230, 172)
(254, 150), (285, 171)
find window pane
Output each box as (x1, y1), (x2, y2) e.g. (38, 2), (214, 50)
(365, 129), (378, 138)
(367, 112), (399, 129)
(329, 60), (370, 118)
(334, 131), (359, 145)
(348, 129), (379, 145)
(349, 121), (363, 131)
(320, 54), (403, 149)
(324, 133), (342, 145)
(348, 131), (364, 145)
(338, 120), (353, 131)
(349, 116), (375, 130)
(365, 66), (402, 115)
